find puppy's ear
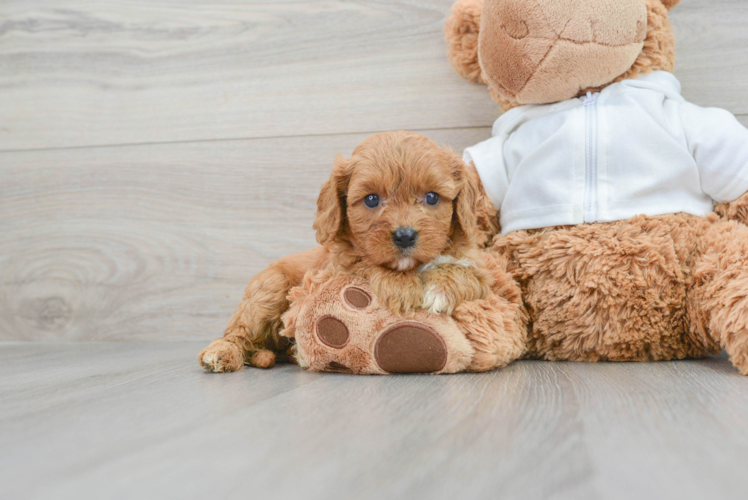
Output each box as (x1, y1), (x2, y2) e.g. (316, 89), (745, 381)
(661, 0), (680, 10)
(449, 150), (499, 247)
(314, 154), (350, 245)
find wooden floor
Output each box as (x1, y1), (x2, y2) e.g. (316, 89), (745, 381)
(3, 1), (748, 498)
(2, 342), (748, 500)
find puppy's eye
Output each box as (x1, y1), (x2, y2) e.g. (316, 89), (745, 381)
(364, 194), (380, 208)
(425, 192), (440, 206)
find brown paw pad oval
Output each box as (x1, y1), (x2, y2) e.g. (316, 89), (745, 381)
(316, 316), (349, 348)
(343, 287), (371, 309)
(374, 323), (448, 374)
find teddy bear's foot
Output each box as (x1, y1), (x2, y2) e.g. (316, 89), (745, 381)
(729, 351), (748, 376)
(685, 219), (748, 375)
(285, 275), (474, 374)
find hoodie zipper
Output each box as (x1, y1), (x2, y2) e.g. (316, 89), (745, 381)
(583, 91), (599, 223)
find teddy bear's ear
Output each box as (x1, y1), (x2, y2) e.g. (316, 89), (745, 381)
(661, 0), (680, 9)
(314, 154), (350, 245)
(444, 0), (486, 84)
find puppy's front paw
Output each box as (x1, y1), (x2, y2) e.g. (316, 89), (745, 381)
(199, 340), (244, 373)
(422, 285), (459, 315)
(420, 257), (488, 315)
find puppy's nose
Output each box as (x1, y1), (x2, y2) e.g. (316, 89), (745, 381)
(392, 227), (418, 250)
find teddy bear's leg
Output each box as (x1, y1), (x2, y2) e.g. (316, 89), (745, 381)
(689, 220), (748, 375)
(444, 0), (485, 83)
(453, 293), (527, 372)
(284, 275), (477, 374)
(451, 253), (528, 372)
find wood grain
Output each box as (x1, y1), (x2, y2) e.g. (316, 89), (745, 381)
(0, 0), (746, 151)
(0, 0), (496, 151)
(0, 128), (491, 341)
(1, 342), (747, 500)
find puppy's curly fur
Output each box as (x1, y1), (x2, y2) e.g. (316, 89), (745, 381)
(199, 131), (498, 372)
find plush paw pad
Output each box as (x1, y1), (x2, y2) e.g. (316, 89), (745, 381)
(343, 287), (371, 308)
(374, 323), (448, 373)
(316, 315), (350, 348)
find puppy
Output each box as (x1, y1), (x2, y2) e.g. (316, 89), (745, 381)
(199, 131), (498, 372)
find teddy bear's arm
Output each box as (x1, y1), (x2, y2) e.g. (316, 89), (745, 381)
(680, 103), (748, 206)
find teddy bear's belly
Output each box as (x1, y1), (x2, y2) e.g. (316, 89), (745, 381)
(493, 213), (722, 362)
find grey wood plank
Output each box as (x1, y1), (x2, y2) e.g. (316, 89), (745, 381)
(0, 127), (491, 341)
(0, 0), (496, 151)
(672, 0), (748, 111)
(0, 343), (747, 500)
(0, 0), (746, 151)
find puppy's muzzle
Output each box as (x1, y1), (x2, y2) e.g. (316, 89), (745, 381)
(392, 227), (418, 250)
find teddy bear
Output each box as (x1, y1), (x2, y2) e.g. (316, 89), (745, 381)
(278, 0), (748, 376)
(440, 0), (748, 374)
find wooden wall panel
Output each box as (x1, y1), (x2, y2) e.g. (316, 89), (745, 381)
(0, 1), (746, 151)
(0, 128), (490, 341)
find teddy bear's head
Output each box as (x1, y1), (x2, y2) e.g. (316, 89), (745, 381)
(446, 0), (680, 110)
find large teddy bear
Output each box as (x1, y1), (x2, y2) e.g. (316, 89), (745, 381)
(442, 0), (748, 374)
(282, 0), (748, 376)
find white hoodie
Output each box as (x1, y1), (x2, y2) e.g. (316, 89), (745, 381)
(463, 71), (748, 234)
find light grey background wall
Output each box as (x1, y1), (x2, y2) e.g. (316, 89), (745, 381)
(1, 0), (746, 341)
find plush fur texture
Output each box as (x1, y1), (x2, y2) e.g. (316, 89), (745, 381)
(446, 0), (678, 110)
(488, 209), (748, 375)
(493, 214), (717, 362)
(199, 131), (516, 373)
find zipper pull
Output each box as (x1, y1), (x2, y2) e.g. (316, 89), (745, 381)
(584, 91), (598, 106)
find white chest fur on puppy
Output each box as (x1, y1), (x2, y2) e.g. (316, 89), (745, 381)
(464, 71), (748, 234)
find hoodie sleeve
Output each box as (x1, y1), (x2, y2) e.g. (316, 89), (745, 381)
(680, 102), (748, 203)
(463, 136), (510, 210)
